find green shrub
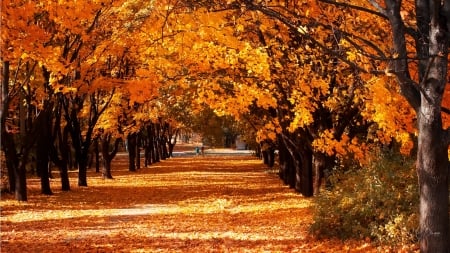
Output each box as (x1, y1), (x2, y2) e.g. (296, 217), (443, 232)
(310, 150), (419, 245)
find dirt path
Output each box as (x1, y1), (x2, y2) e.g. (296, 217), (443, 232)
(1, 155), (376, 252)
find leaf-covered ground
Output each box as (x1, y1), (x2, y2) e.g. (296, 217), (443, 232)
(1, 153), (411, 252)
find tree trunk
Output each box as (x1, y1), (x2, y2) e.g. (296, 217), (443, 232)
(68, 143), (75, 170)
(144, 126), (151, 167)
(313, 152), (326, 195)
(101, 135), (120, 179)
(254, 145), (261, 159)
(77, 154), (88, 186)
(3, 133), (20, 196)
(1, 60), (16, 193)
(127, 133), (137, 172)
(136, 134), (141, 170)
(49, 104), (71, 192)
(285, 153), (295, 189)
(282, 133), (314, 197)
(417, 109), (449, 252)
(261, 142), (269, 165)
(102, 159), (113, 179)
(278, 137), (295, 188)
(161, 136), (168, 160)
(72, 132), (89, 187)
(154, 137), (160, 162)
(93, 139), (100, 173)
(167, 128), (178, 157)
(57, 132), (71, 191)
(6, 156), (16, 193)
(384, 1), (450, 251)
(14, 162), (27, 201)
(144, 144), (151, 167)
(65, 107), (88, 187)
(168, 142), (175, 157)
(69, 117), (89, 187)
(267, 147), (275, 168)
(59, 162), (70, 191)
(62, 92), (105, 187)
(298, 147), (313, 197)
(36, 107), (52, 195)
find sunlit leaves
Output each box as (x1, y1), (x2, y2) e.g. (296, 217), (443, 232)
(1, 154), (402, 252)
(256, 119), (281, 142)
(1, 0), (434, 168)
(362, 77), (416, 154)
(313, 130), (368, 164)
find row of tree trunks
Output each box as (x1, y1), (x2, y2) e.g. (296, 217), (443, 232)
(1, 60), (39, 201)
(271, 131), (314, 197)
(274, 132), (337, 197)
(261, 141), (276, 168)
(2, 61), (178, 199)
(142, 120), (176, 168)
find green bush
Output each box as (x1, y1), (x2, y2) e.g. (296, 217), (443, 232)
(310, 150), (419, 245)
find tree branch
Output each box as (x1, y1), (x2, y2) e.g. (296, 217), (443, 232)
(445, 127), (450, 147)
(442, 106), (450, 115)
(318, 0), (388, 19)
(384, 0), (421, 111)
(366, 0), (388, 16)
(243, 1), (370, 73)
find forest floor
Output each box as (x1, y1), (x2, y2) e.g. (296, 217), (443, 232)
(1, 147), (416, 252)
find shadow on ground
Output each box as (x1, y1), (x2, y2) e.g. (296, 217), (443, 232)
(1, 155), (375, 252)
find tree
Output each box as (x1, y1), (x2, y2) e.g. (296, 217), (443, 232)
(100, 134), (121, 179)
(230, 0), (449, 251)
(383, 1), (449, 251)
(1, 0), (56, 200)
(49, 98), (72, 191)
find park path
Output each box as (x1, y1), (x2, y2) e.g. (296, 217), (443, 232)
(1, 154), (375, 252)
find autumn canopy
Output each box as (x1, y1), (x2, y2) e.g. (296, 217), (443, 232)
(1, 0), (449, 252)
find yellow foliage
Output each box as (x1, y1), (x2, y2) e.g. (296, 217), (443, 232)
(256, 120), (281, 142)
(312, 130), (368, 165)
(362, 77), (416, 155)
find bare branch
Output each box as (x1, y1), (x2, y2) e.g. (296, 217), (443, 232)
(318, 0), (388, 19)
(366, 0), (388, 16)
(442, 107), (450, 115)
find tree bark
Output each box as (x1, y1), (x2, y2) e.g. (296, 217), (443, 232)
(167, 127), (178, 157)
(417, 105), (449, 252)
(313, 151), (326, 195)
(161, 136), (168, 160)
(278, 136), (295, 188)
(36, 105), (52, 195)
(267, 147), (275, 168)
(101, 135), (120, 179)
(297, 147), (313, 197)
(93, 139), (100, 173)
(384, 0), (449, 251)
(144, 125), (151, 167)
(415, 10), (449, 250)
(127, 133), (137, 172)
(1, 60), (16, 193)
(281, 133), (314, 197)
(49, 103), (71, 192)
(136, 133), (141, 170)
(262, 148), (269, 165)
(14, 163), (27, 201)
